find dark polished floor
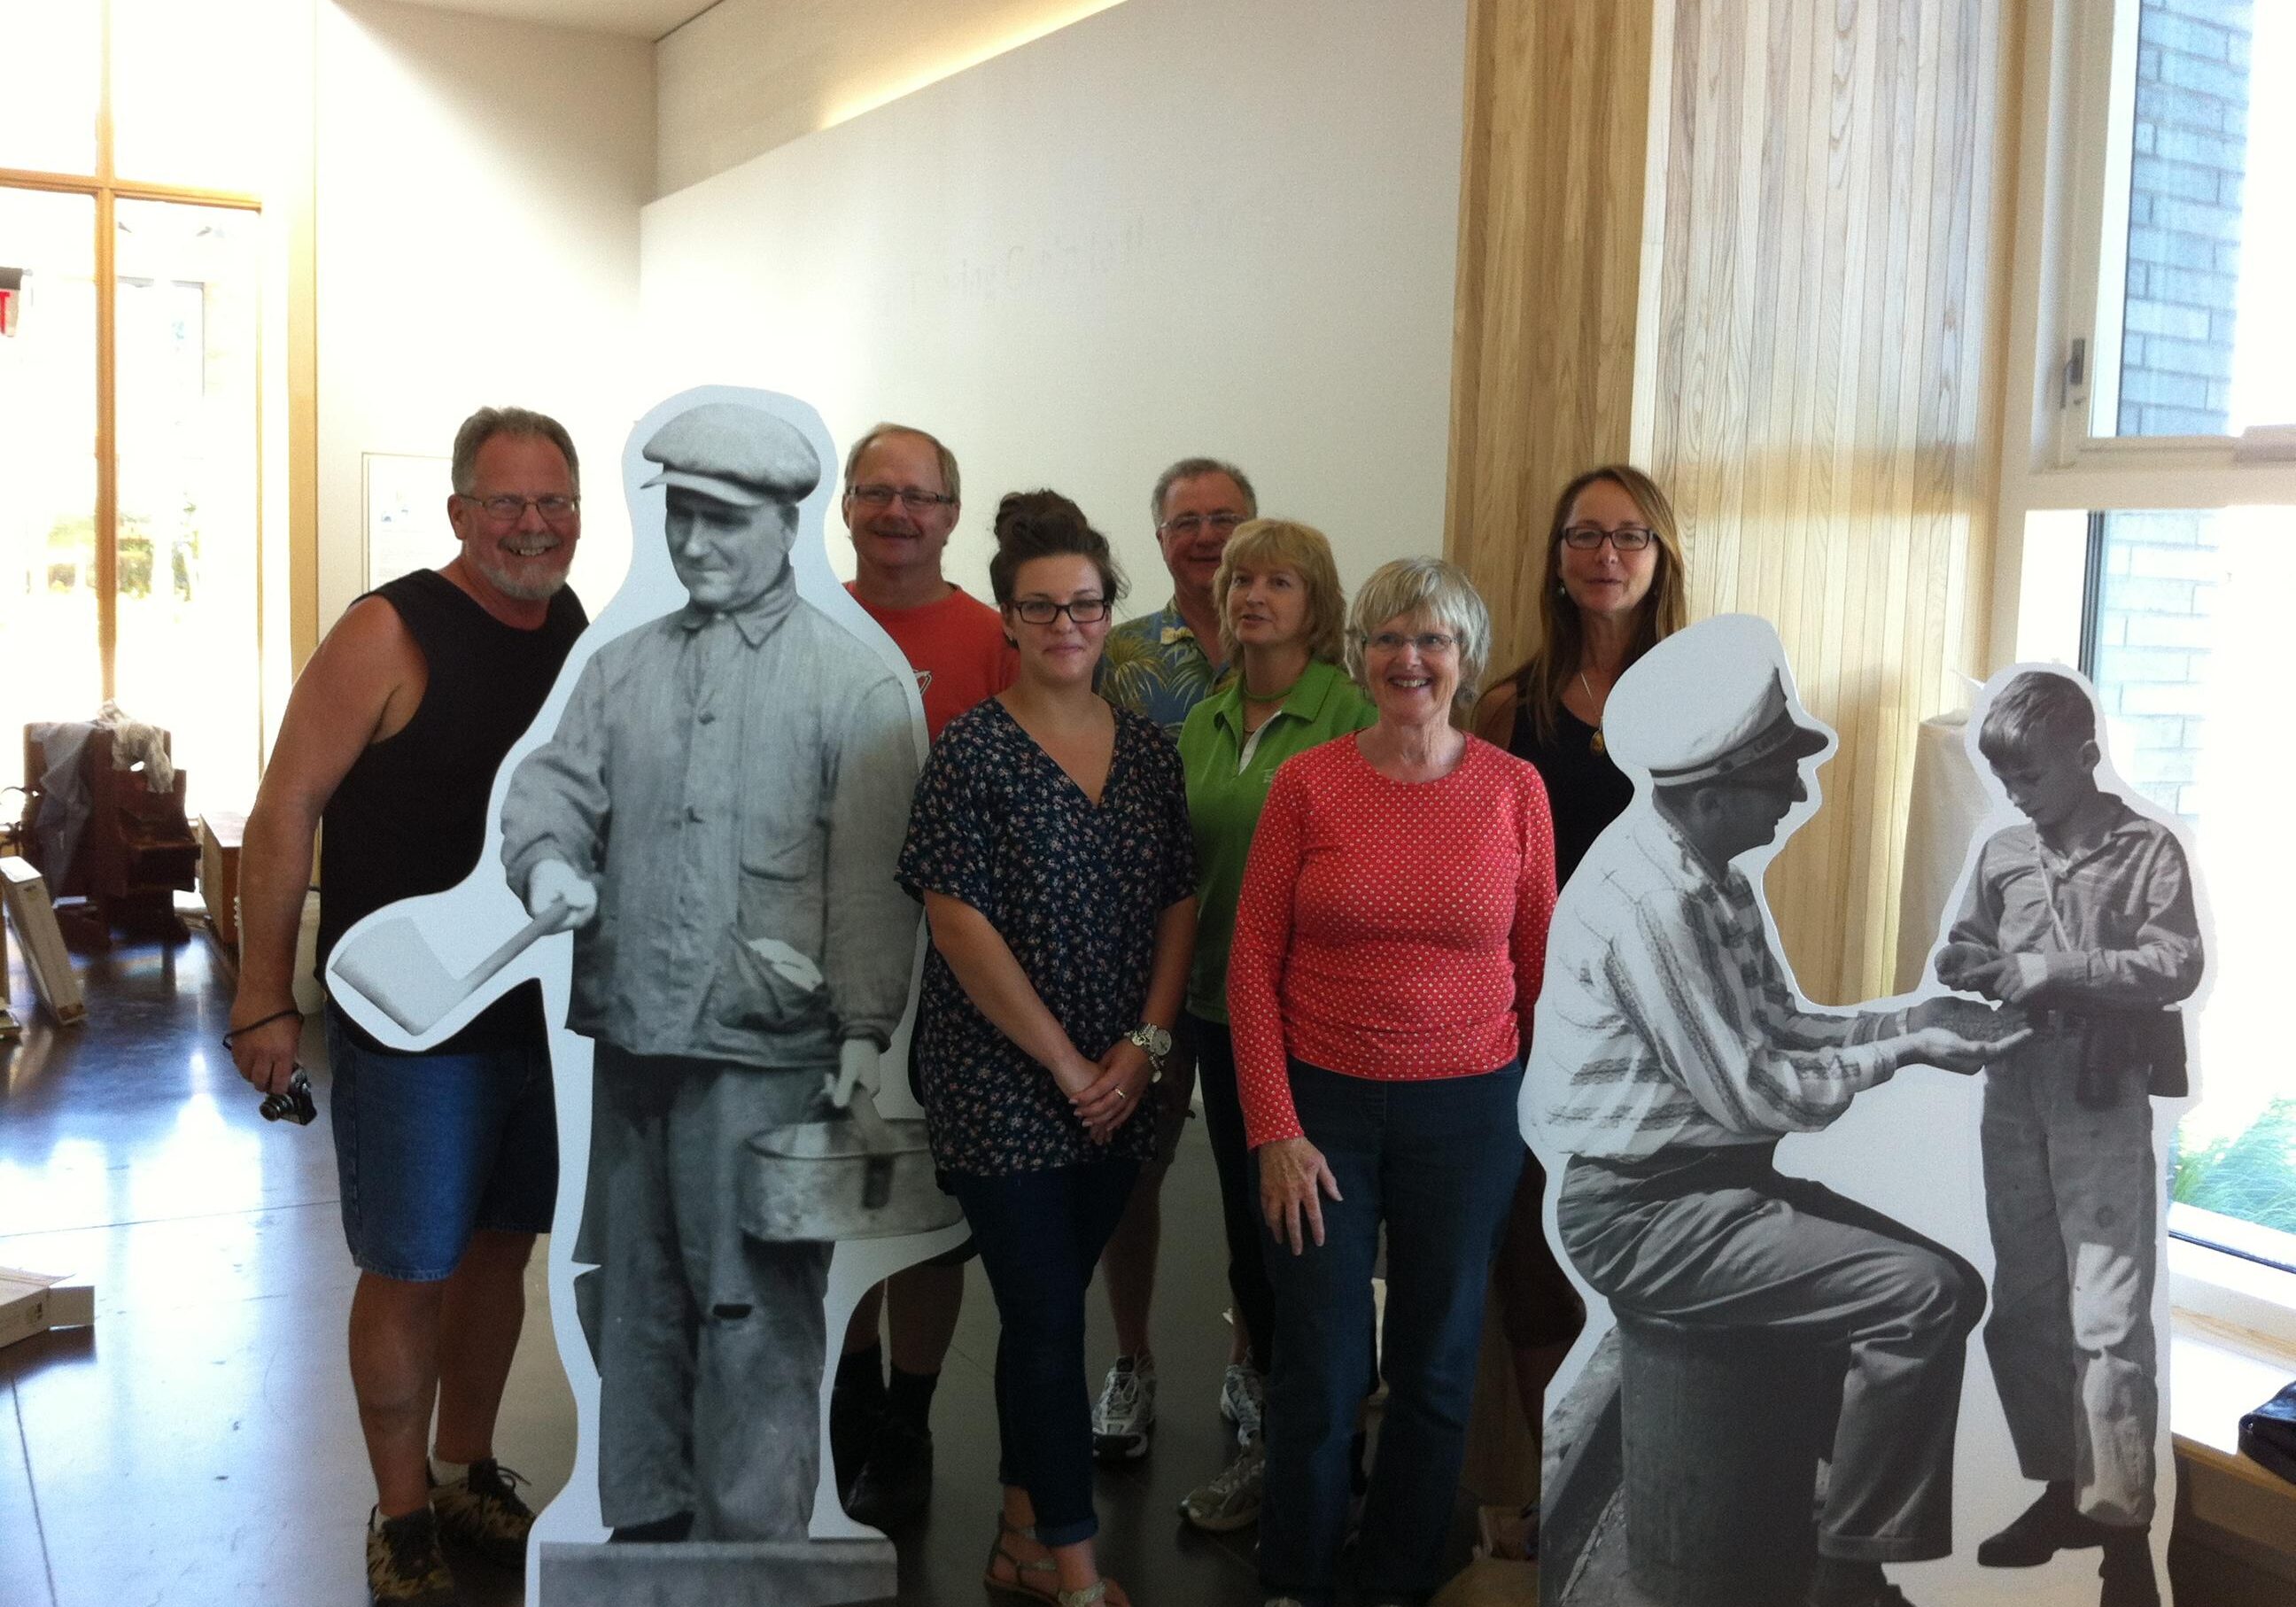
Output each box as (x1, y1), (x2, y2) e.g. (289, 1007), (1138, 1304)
(0, 928), (1478, 1605)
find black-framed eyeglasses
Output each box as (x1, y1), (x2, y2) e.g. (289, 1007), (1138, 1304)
(847, 484), (956, 509)
(1362, 631), (1458, 655)
(1012, 597), (1112, 625)
(1159, 512), (1245, 540)
(1560, 524), (1655, 552)
(461, 493), (580, 525)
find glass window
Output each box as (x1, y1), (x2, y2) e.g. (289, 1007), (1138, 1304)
(112, 199), (261, 800)
(0, 5), (100, 176)
(2098, 0), (2296, 438)
(0, 188), (104, 764)
(2086, 506), (2295, 1269)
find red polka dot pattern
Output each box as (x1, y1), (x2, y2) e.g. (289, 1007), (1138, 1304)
(1226, 734), (1558, 1147)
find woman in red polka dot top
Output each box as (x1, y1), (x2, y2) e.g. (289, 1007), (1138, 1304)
(1227, 555), (1556, 1607)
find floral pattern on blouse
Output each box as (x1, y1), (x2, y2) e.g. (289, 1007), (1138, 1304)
(898, 698), (1197, 1176)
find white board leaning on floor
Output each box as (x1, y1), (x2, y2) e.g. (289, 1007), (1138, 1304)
(1521, 615), (2203, 1607)
(323, 388), (964, 1594)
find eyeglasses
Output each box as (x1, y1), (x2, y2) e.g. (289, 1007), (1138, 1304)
(1363, 631), (1458, 655)
(461, 493), (580, 525)
(1012, 597), (1112, 625)
(847, 484), (955, 509)
(1560, 524), (1655, 552)
(1159, 512), (1244, 540)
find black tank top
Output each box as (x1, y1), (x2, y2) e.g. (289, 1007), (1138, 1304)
(1509, 694), (1635, 889)
(318, 569), (587, 1052)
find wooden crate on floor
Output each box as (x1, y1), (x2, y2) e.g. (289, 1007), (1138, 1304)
(199, 811), (246, 953)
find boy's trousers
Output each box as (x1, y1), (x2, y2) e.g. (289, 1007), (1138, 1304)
(1982, 1037), (2160, 1527)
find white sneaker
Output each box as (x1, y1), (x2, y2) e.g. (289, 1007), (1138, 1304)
(1179, 1438), (1264, 1532)
(1090, 1353), (1157, 1461)
(1219, 1362), (1266, 1447)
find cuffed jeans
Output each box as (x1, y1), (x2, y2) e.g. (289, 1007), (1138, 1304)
(1982, 1047), (2161, 1526)
(947, 1157), (1141, 1547)
(1555, 1142), (1985, 1563)
(1257, 1060), (1525, 1606)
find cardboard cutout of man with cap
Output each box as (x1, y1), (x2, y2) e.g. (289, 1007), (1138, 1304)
(499, 399), (922, 1544)
(1524, 614), (2029, 1607)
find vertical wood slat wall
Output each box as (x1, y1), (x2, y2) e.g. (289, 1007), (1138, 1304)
(1446, 0), (2018, 1005)
(1446, 0), (1656, 683)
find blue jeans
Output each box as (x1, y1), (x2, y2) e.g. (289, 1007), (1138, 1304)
(946, 1158), (1141, 1546)
(1258, 1060), (1525, 1606)
(325, 1005), (558, 1282)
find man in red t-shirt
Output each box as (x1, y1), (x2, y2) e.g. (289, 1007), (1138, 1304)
(833, 423), (1014, 1527)
(842, 423), (1015, 740)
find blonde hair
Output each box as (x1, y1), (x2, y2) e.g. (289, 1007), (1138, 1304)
(1212, 519), (1347, 665)
(1346, 557), (1491, 709)
(1488, 465), (1689, 744)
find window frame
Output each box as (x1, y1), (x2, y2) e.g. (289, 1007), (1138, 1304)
(1994, 0), (2296, 1339)
(0, 0), (264, 708)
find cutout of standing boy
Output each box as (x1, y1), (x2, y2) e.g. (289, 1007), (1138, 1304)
(1940, 667), (2204, 1607)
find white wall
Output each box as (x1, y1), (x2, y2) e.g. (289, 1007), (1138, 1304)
(638, 0), (1467, 604)
(315, 0), (654, 628)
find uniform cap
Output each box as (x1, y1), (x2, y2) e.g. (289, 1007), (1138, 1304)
(1607, 614), (1830, 785)
(640, 402), (820, 508)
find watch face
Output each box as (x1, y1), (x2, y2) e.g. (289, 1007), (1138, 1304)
(1134, 1024), (1171, 1058)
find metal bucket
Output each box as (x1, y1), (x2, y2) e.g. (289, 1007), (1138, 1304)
(739, 1090), (961, 1243)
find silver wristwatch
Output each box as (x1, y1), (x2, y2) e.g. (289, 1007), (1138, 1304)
(1128, 1022), (1174, 1069)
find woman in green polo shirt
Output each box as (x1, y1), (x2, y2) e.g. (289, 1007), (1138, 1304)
(1173, 518), (1375, 1534)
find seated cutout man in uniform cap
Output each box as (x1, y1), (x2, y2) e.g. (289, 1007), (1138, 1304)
(500, 398), (921, 1543)
(1527, 614), (2028, 1607)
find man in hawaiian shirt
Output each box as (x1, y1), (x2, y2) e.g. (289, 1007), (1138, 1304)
(1088, 454), (1255, 1461)
(1100, 456), (1255, 739)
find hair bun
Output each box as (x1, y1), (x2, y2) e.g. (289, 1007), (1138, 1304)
(993, 489), (1088, 548)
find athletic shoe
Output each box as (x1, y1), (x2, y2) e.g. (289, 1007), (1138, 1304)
(429, 1460), (533, 1568)
(1091, 1353), (1157, 1461)
(1179, 1439), (1263, 1532)
(1218, 1362), (1266, 1446)
(367, 1506), (461, 1606)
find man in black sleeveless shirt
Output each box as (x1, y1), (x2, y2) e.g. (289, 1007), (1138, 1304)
(229, 408), (587, 1606)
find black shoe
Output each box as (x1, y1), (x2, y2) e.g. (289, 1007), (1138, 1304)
(1977, 1482), (2114, 1567)
(608, 1511), (694, 1544)
(830, 1377), (887, 1496)
(845, 1417), (934, 1529)
(2099, 1533), (2160, 1607)
(1805, 1557), (1912, 1607)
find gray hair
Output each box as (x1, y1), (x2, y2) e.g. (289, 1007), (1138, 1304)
(451, 406), (579, 496)
(843, 422), (960, 505)
(1150, 456), (1258, 526)
(1346, 557), (1492, 709)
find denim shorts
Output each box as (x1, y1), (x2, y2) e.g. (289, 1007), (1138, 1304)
(325, 1006), (559, 1282)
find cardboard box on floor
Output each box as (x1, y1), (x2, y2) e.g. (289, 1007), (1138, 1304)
(0, 1266), (96, 1351)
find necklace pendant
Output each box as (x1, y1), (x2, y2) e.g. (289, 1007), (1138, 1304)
(1591, 728), (1606, 755)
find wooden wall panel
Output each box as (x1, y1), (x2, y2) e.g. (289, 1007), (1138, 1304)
(1644, 0), (2013, 1002)
(1445, 0), (1656, 681)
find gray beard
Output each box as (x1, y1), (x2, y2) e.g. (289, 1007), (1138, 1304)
(469, 550), (570, 602)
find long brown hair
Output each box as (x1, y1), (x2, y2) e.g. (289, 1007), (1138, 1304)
(1492, 465), (1688, 745)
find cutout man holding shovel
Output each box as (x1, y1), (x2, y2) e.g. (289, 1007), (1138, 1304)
(499, 401), (921, 1545)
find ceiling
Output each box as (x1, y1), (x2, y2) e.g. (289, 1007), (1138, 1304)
(386, 0), (718, 42)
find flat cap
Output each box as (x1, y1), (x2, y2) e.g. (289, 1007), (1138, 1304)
(641, 402), (820, 507)
(1607, 614), (1830, 785)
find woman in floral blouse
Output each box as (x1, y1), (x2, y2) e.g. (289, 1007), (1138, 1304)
(898, 489), (1197, 1607)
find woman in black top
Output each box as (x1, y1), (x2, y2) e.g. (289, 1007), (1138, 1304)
(1469, 463), (1688, 1550)
(898, 491), (1195, 1607)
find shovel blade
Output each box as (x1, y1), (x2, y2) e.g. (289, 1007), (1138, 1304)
(330, 917), (468, 1037)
